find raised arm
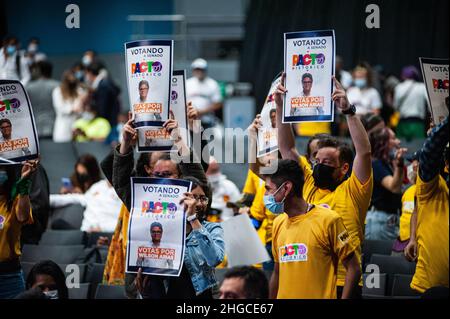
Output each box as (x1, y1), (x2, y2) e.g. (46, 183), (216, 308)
(332, 77), (372, 184)
(418, 116), (449, 182)
(274, 73), (300, 162)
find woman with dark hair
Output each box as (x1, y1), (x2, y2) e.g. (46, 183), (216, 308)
(0, 160), (38, 299)
(136, 176), (225, 299)
(25, 260), (68, 299)
(61, 153), (101, 194)
(365, 127), (407, 240)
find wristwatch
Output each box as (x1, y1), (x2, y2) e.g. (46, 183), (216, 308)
(342, 104), (356, 116)
(187, 214), (198, 222)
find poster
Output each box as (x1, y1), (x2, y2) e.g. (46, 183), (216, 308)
(257, 74), (281, 158)
(125, 40), (173, 127)
(419, 58), (449, 125)
(136, 126), (175, 152)
(0, 80), (39, 164)
(283, 30), (335, 123)
(221, 214), (270, 267)
(170, 70), (190, 148)
(126, 177), (192, 276)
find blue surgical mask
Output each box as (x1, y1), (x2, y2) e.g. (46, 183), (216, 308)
(354, 78), (367, 89)
(6, 45), (16, 55)
(0, 171), (8, 186)
(263, 183), (287, 214)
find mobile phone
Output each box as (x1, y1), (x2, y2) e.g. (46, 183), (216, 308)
(61, 177), (73, 189)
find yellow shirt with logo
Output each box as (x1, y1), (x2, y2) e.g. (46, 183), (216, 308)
(250, 181), (276, 244)
(299, 155), (373, 286)
(399, 185), (416, 241)
(272, 205), (357, 299)
(242, 169), (262, 195)
(0, 196), (33, 263)
(411, 173), (449, 293)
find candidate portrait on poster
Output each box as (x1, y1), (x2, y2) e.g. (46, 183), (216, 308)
(283, 30), (335, 123)
(0, 80), (39, 164)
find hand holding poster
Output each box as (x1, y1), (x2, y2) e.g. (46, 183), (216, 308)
(126, 177), (192, 276)
(283, 30), (335, 123)
(125, 40), (173, 127)
(419, 58), (449, 125)
(257, 74), (281, 157)
(0, 80), (39, 164)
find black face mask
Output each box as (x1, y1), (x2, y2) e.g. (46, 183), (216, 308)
(77, 173), (90, 185)
(312, 163), (341, 191)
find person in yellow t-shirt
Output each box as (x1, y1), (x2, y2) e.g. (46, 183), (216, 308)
(72, 104), (111, 142)
(0, 160), (38, 299)
(272, 74), (373, 297)
(405, 117), (449, 294)
(262, 159), (360, 299)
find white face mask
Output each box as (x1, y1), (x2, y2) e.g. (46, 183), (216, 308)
(407, 164), (417, 184)
(82, 55), (93, 66)
(207, 173), (222, 184)
(43, 290), (59, 299)
(28, 43), (38, 53)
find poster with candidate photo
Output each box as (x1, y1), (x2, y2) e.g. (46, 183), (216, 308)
(0, 80), (39, 164)
(136, 125), (176, 153)
(126, 177), (192, 276)
(170, 70), (190, 148)
(125, 40), (173, 127)
(257, 74), (281, 158)
(283, 30), (335, 123)
(419, 58), (449, 125)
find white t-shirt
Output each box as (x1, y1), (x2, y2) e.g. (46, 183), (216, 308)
(209, 174), (241, 221)
(186, 76), (222, 113)
(290, 89), (325, 116)
(49, 179), (122, 232)
(52, 86), (84, 143)
(0, 49), (31, 85)
(347, 86), (382, 115)
(393, 80), (428, 120)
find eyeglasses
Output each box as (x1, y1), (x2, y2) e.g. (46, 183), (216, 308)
(152, 171), (174, 178)
(192, 195), (209, 203)
(0, 125), (11, 130)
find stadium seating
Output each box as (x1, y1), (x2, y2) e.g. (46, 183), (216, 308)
(21, 244), (85, 264)
(362, 240), (394, 268)
(49, 204), (85, 230)
(362, 273), (388, 298)
(68, 283), (91, 299)
(391, 274), (420, 297)
(39, 230), (87, 246)
(85, 263), (106, 299)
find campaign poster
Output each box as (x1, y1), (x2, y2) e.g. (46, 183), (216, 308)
(419, 58), (449, 125)
(257, 74), (281, 158)
(136, 125), (175, 152)
(0, 80), (39, 164)
(283, 30), (335, 123)
(126, 177), (192, 276)
(170, 70), (190, 148)
(125, 40), (173, 127)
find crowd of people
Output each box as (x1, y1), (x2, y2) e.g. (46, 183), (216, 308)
(0, 34), (448, 300)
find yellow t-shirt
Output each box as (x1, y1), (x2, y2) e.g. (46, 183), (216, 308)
(73, 117), (111, 142)
(242, 169), (262, 195)
(295, 122), (331, 137)
(272, 205), (357, 299)
(0, 196), (33, 262)
(250, 181), (276, 244)
(399, 185), (416, 242)
(299, 155), (373, 286)
(411, 173), (449, 293)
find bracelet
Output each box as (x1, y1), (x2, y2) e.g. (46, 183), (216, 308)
(187, 214), (198, 222)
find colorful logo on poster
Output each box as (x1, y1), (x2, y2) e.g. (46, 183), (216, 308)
(131, 61), (162, 74)
(432, 78), (449, 91)
(0, 98), (20, 112)
(141, 200), (177, 215)
(171, 90), (178, 101)
(292, 53), (325, 67)
(279, 243), (308, 263)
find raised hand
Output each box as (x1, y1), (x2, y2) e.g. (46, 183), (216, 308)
(332, 76), (350, 111)
(274, 72), (287, 108)
(21, 159), (39, 180)
(120, 112), (137, 154)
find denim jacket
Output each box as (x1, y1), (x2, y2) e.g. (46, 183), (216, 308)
(184, 220), (225, 295)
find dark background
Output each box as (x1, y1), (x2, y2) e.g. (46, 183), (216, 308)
(239, 0), (449, 109)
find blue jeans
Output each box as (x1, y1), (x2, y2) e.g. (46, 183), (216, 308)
(0, 270), (25, 299)
(365, 209), (399, 241)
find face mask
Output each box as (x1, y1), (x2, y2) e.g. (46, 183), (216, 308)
(207, 173), (222, 185)
(6, 45), (16, 55)
(82, 55), (92, 66)
(312, 163), (340, 191)
(0, 171), (8, 186)
(77, 173), (90, 185)
(406, 164), (417, 184)
(28, 43), (38, 53)
(43, 290), (59, 299)
(354, 78), (367, 89)
(263, 183), (287, 214)
(81, 112), (95, 121)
